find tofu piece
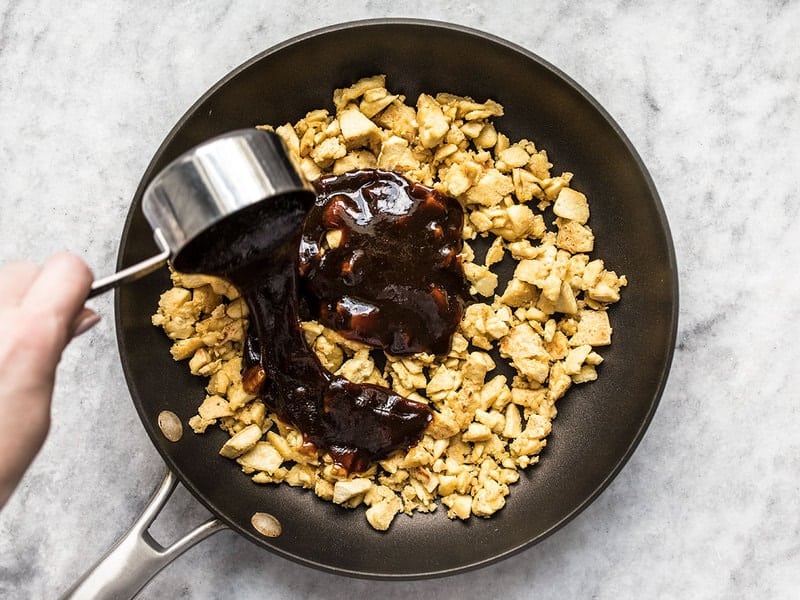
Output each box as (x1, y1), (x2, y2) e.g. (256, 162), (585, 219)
(310, 136), (347, 168)
(219, 424), (262, 458)
(499, 323), (548, 361)
(499, 278), (537, 308)
(426, 365), (463, 399)
(588, 270), (627, 304)
(563, 344), (592, 375)
(416, 93), (450, 148)
(570, 310), (613, 346)
(428, 409), (461, 439)
(332, 478), (373, 504)
(572, 364), (599, 384)
(556, 219), (595, 253)
(463, 169), (514, 207)
(554, 281), (578, 314)
(174, 273), (240, 299)
(333, 74), (386, 110)
(441, 161), (481, 197)
(335, 349), (377, 384)
(338, 107), (382, 148)
(157, 287), (191, 312)
(377, 135), (419, 171)
(442, 493), (472, 520)
(484, 237), (505, 267)
(491, 204), (538, 241)
(471, 478), (507, 517)
(359, 89), (398, 118)
(169, 337), (205, 361)
(364, 496), (403, 531)
(547, 361), (573, 402)
(332, 149), (377, 175)
(502, 404), (522, 439)
(463, 262), (498, 297)
(237, 442), (284, 474)
(553, 187), (590, 224)
(274, 123), (300, 156)
(514, 258), (548, 286)
(497, 145), (530, 170)
(474, 123), (498, 149)
(462, 422), (492, 442)
(374, 100), (418, 141)
(197, 395), (234, 420)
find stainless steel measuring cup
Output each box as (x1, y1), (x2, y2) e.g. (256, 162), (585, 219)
(89, 129), (314, 297)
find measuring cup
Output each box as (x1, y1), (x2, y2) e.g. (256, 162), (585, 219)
(89, 129), (314, 297)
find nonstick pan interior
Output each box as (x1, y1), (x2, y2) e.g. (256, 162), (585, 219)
(115, 19), (678, 578)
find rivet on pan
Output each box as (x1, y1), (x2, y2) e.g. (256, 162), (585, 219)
(251, 512), (282, 538)
(157, 410), (183, 442)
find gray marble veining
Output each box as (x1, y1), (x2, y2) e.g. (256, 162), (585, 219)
(1, 1), (798, 598)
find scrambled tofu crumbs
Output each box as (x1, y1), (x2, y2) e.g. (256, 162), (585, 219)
(151, 75), (627, 531)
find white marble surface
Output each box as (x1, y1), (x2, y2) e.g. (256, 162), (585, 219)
(1, 1), (798, 598)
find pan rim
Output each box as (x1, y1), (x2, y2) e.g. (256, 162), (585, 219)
(114, 17), (679, 580)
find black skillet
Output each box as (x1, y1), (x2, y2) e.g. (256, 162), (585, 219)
(73, 18), (678, 593)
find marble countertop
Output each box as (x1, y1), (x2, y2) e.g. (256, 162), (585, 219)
(1, 1), (798, 598)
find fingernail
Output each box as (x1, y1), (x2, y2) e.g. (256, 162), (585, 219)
(73, 310), (101, 337)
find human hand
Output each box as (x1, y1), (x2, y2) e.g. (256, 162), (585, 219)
(0, 253), (98, 507)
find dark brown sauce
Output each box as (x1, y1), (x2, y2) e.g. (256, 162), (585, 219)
(192, 169), (467, 473)
(232, 237), (432, 473)
(299, 169), (468, 355)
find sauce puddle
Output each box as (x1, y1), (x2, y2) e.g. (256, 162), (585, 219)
(300, 169), (468, 355)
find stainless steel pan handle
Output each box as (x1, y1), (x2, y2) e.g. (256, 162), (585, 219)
(60, 469), (227, 599)
(88, 229), (171, 298)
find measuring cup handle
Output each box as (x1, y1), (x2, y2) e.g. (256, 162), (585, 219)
(89, 229), (171, 298)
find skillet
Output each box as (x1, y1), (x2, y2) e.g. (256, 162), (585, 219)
(75, 18), (677, 592)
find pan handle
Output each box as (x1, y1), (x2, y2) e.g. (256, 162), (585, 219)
(88, 228), (171, 298)
(59, 468), (228, 600)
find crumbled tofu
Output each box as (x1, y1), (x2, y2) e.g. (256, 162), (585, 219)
(463, 169), (514, 207)
(152, 75), (626, 532)
(219, 424), (262, 458)
(333, 149), (377, 175)
(310, 136), (347, 168)
(378, 135), (419, 171)
(564, 344), (592, 375)
(463, 262), (498, 297)
(365, 493), (403, 531)
(198, 395), (234, 420)
(499, 278), (537, 307)
(554, 281), (578, 314)
(333, 75), (387, 110)
(556, 219), (594, 253)
(416, 93), (450, 149)
(374, 100), (418, 140)
(360, 89), (398, 119)
(442, 493), (473, 520)
(484, 237), (505, 267)
(553, 187), (590, 224)
(471, 478), (507, 517)
(332, 478), (373, 504)
(339, 107), (382, 148)
(570, 310), (613, 347)
(335, 349), (378, 384)
(238, 442), (284, 474)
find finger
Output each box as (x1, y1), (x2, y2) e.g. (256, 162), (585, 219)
(0, 261), (40, 307)
(70, 307), (101, 338)
(21, 253), (94, 329)
(1, 308), (62, 400)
